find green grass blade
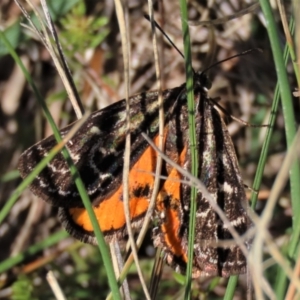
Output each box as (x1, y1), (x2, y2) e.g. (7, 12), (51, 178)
(0, 230), (69, 273)
(179, 1), (198, 299)
(259, 0), (300, 212)
(259, 1), (300, 298)
(223, 275), (238, 300)
(0, 29), (121, 300)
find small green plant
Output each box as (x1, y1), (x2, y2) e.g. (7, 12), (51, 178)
(59, 2), (109, 56)
(12, 275), (37, 300)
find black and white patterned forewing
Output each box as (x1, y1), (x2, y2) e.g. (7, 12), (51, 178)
(18, 88), (182, 208)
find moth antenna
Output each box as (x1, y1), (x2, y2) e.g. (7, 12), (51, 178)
(201, 48), (263, 74)
(144, 14), (262, 79)
(144, 14), (185, 60)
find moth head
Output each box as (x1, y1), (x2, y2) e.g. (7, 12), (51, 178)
(196, 71), (212, 91)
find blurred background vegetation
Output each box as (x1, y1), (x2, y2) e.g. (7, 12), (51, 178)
(0, 0), (299, 299)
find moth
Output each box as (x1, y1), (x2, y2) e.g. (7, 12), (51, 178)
(18, 70), (252, 278)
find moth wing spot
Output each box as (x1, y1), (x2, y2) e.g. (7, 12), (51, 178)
(160, 211), (165, 219)
(90, 126), (101, 135)
(58, 189), (71, 196)
(222, 216), (247, 229)
(218, 182), (234, 194)
(38, 179), (49, 188)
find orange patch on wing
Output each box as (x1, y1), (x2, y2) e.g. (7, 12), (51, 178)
(157, 145), (188, 262)
(69, 134), (164, 233)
